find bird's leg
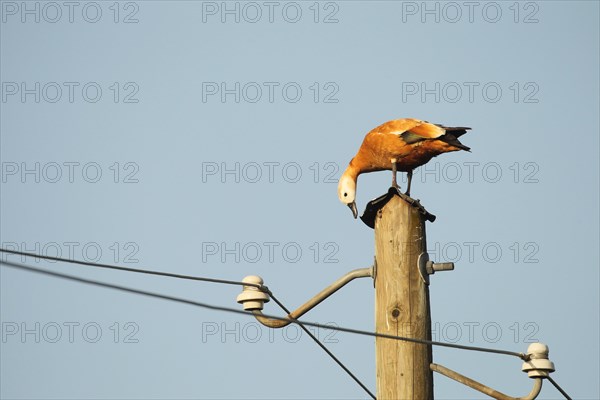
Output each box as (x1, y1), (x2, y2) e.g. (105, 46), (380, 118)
(391, 159), (399, 189)
(405, 170), (413, 196)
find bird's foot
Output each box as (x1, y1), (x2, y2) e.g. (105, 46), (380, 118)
(389, 186), (418, 204)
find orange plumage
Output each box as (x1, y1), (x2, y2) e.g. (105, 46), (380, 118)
(338, 118), (471, 218)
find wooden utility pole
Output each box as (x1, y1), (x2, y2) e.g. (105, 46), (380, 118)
(374, 194), (433, 399)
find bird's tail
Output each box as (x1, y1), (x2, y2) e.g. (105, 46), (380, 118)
(439, 126), (471, 151)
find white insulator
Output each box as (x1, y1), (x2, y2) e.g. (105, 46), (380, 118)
(236, 275), (270, 311)
(521, 343), (555, 378)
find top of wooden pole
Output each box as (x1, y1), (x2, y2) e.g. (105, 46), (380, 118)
(360, 187), (436, 228)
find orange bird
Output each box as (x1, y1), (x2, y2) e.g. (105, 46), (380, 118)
(338, 118), (471, 218)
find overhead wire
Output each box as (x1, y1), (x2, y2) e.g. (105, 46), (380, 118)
(1, 248), (576, 400)
(8, 258), (578, 399)
(0, 248), (261, 288)
(0, 253), (528, 360)
(268, 292), (376, 399)
(0, 250), (375, 399)
(546, 376), (573, 400)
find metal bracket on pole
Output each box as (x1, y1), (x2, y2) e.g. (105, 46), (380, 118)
(236, 266), (374, 328)
(431, 343), (555, 400)
(372, 256), (377, 288)
(431, 363), (543, 400)
(417, 252), (455, 285)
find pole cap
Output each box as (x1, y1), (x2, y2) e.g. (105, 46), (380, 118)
(236, 275), (270, 311)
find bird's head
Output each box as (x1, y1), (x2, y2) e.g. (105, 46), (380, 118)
(338, 174), (358, 219)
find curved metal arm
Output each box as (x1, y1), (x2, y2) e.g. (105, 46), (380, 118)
(252, 267), (373, 328)
(431, 363), (543, 400)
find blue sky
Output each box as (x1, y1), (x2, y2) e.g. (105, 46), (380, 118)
(1, 1), (599, 399)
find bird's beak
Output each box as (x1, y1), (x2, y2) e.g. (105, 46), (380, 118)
(348, 201), (358, 219)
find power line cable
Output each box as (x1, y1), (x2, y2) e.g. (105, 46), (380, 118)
(0, 248), (261, 288)
(0, 258), (528, 361)
(268, 292), (376, 399)
(0, 251), (374, 398)
(546, 376), (573, 400)
(4, 259), (577, 400)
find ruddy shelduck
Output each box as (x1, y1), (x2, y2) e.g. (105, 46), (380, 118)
(338, 118), (471, 218)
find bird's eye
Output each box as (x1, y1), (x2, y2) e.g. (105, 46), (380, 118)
(344, 193), (347, 197)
